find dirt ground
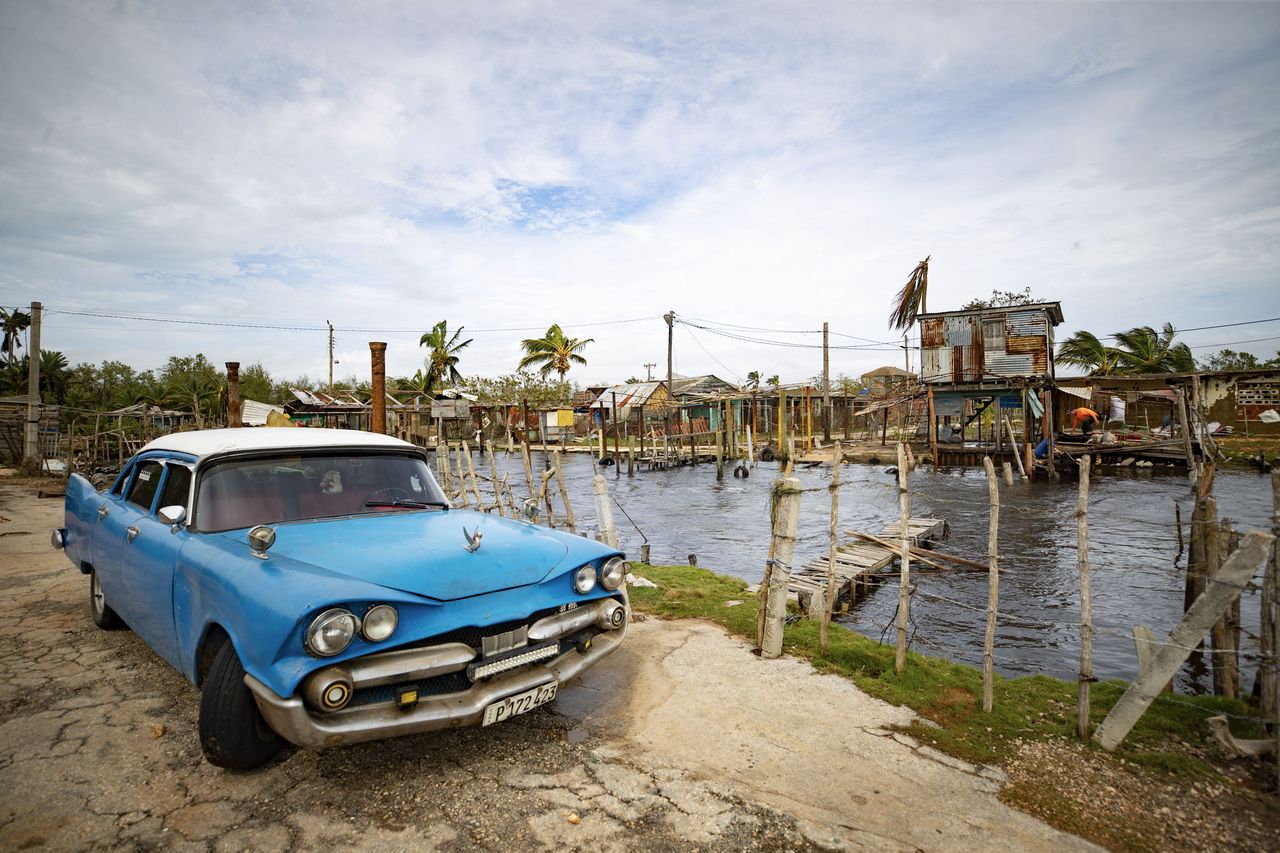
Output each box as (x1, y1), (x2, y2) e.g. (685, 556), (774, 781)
(0, 480), (1092, 851)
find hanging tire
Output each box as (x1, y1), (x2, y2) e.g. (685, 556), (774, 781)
(199, 638), (285, 770)
(89, 570), (125, 630)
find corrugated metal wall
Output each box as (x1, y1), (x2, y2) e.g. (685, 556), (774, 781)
(920, 307), (1052, 384)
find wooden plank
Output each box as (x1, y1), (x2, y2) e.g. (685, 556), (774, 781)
(1092, 531), (1273, 751)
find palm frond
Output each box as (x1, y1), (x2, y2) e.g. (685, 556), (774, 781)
(888, 256), (929, 331)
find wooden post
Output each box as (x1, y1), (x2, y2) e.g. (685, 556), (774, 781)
(715, 430), (724, 479)
(746, 425), (755, 466)
(521, 442), (536, 500)
(819, 442), (842, 654)
(1002, 461), (1013, 487)
(927, 385), (938, 470)
(454, 446), (471, 508)
(1003, 413), (1025, 480)
(553, 450), (576, 533)
(627, 436), (635, 477)
(591, 474), (618, 548)
(895, 442), (911, 674)
(225, 362), (242, 428)
(1175, 387), (1197, 488)
(982, 456), (1000, 713)
(486, 445), (503, 515)
(612, 391), (621, 478)
(762, 477), (802, 659)
(640, 543), (650, 563)
(369, 342), (387, 434)
(1094, 531), (1274, 751)
(1077, 455), (1093, 739)
(436, 443), (451, 495)
(1271, 472), (1279, 790)
(1211, 514), (1239, 698)
(539, 468), (556, 527)
(461, 440), (484, 507)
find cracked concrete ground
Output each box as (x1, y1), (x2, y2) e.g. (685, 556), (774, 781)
(0, 482), (1094, 851)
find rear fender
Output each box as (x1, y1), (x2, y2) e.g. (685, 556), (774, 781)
(63, 473), (102, 573)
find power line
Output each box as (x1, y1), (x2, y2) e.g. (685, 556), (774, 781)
(1187, 335), (1280, 351)
(42, 308), (659, 334)
(680, 325), (743, 383)
(677, 319), (902, 351)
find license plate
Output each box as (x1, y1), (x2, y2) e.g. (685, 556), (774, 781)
(482, 682), (558, 726)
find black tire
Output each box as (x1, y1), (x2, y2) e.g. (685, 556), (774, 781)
(199, 639), (285, 770)
(89, 570), (125, 630)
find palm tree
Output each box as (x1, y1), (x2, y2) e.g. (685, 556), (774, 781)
(1056, 331), (1122, 376)
(744, 371), (762, 389)
(888, 255), (930, 331)
(1112, 323), (1195, 374)
(419, 321), (472, 394)
(1, 308), (31, 363)
(518, 324), (593, 381)
(39, 350), (70, 403)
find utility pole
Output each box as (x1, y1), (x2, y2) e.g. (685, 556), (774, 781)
(23, 302), (41, 467)
(663, 312), (675, 438)
(822, 321), (831, 442)
(644, 362), (656, 382)
(327, 321), (334, 395)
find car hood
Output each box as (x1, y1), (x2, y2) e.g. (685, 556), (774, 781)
(252, 509), (570, 601)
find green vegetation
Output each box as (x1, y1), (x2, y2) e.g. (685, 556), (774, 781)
(1200, 348), (1280, 372)
(518, 323), (593, 381)
(418, 320), (472, 394)
(627, 562), (1262, 770)
(1058, 322), (1195, 376)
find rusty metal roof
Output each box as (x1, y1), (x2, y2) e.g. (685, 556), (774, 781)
(589, 381), (666, 410)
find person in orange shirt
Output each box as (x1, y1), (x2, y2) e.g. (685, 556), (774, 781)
(1071, 406), (1100, 437)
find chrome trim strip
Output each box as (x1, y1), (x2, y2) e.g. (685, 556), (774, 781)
(340, 642), (477, 689)
(246, 621), (627, 748)
(527, 597), (620, 642)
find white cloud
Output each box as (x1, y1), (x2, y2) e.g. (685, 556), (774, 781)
(1, 0), (1278, 385)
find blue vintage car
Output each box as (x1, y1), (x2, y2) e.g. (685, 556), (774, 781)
(53, 428), (629, 769)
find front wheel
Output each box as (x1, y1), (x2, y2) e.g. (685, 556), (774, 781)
(89, 570), (125, 630)
(199, 640), (285, 770)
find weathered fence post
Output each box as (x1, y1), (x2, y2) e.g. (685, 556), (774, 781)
(486, 445), (503, 515)
(715, 430), (724, 480)
(553, 451), (576, 533)
(1094, 531), (1274, 751)
(521, 442), (536, 500)
(437, 443), (452, 495)
(1077, 455), (1093, 738)
(1003, 413), (1026, 480)
(820, 442), (842, 655)
(453, 446), (470, 508)
(895, 442), (912, 674)
(592, 474), (618, 548)
(1002, 461), (1013, 487)
(982, 456), (1000, 713)
(762, 477), (802, 659)
(539, 468), (556, 527)
(461, 440), (484, 507)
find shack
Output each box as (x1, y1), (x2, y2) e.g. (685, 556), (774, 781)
(917, 302), (1064, 468)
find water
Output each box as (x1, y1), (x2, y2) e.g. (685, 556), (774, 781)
(466, 449), (1273, 692)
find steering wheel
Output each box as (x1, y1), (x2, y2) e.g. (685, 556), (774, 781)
(363, 487), (415, 508)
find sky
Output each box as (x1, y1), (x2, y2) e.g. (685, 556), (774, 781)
(1, 0), (1279, 389)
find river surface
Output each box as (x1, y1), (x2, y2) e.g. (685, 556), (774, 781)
(467, 449), (1273, 693)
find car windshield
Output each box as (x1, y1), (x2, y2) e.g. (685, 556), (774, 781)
(195, 451), (448, 532)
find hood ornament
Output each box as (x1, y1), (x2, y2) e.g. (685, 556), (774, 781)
(462, 526), (482, 553)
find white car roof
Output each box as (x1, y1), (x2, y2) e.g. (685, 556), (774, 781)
(139, 427), (417, 460)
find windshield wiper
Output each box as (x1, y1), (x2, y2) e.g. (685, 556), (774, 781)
(364, 498), (448, 510)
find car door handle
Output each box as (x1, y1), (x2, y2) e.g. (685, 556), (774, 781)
(126, 526), (140, 543)
(97, 505), (109, 520)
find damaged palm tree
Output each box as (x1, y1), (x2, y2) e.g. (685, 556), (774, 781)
(889, 255), (930, 331)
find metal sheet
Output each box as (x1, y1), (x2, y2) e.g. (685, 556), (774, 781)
(952, 345), (964, 382)
(922, 347), (950, 383)
(944, 316), (972, 347)
(1006, 334), (1046, 355)
(986, 353), (1034, 376)
(920, 318), (944, 348)
(1006, 310), (1048, 335)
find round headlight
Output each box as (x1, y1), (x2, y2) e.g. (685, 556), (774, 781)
(600, 557), (627, 590)
(306, 608), (358, 657)
(573, 564), (597, 594)
(362, 604), (398, 642)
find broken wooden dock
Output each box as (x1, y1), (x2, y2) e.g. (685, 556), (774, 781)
(789, 517), (948, 611)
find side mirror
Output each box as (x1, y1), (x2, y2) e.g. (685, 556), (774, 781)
(158, 505), (187, 532)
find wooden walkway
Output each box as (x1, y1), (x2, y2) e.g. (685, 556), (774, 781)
(789, 518), (948, 611)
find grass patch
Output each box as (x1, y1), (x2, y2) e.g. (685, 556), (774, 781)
(627, 562), (1259, 772)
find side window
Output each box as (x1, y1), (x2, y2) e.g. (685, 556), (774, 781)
(157, 465), (193, 512)
(126, 460), (164, 511)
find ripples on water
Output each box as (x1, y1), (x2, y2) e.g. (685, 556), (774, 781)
(476, 450), (1273, 693)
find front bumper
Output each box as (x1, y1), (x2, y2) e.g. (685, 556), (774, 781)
(245, 610), (627, 748)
